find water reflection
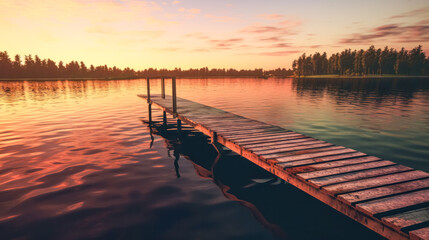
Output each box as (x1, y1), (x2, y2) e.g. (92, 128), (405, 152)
(145, 117), (382, 240)
(0, 78), (427, 239)
(293, 77), (428, 104)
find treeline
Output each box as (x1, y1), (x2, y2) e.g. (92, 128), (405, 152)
(0, 51), (293, 79)
(292, 45), (429, 76)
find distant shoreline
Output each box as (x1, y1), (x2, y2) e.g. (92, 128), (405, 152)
(293, 74), (429, 79)
(1, 75), (429, 81)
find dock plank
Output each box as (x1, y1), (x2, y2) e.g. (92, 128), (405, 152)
(240, 136), (310, 146)
(296, 160), (396, 180)
(226, 131), (295, 140)
(249, 139), (326, 152)
(285, 156), (380, 174)
(274, 148), (356, 163)
(338, 178), (429, 204)
(324, 170), (429, 195)
(279, 152), (369, 168)
(264, 146), (346, 157)
(382, 207), (429, 231)
(232, 133), (304, 143)
(410, 227), (429, 240)
(309, 165), (413, 187)
(254, 143), (334, 155)
(217, 128), (285, 136)
(356, 189), (429, 216)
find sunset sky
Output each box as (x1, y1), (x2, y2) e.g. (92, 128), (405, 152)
(1, 0), (428, 70)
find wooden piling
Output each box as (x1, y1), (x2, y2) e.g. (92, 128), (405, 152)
(146, 77), (150, 103)
(161, 77), (165, 99)
(163, 111), (167, 127)
(177, 119), (181, 134)
(172, 77), (177, 118)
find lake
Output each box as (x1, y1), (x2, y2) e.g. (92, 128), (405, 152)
(0, 77), (428, 239)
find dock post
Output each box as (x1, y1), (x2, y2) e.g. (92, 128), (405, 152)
(163, 111), (167, 127)
(161, 77), (165, 99)
(211, 132), (223, 154)
(148, 103), (152, 125)
(172, 77), (177, 118)
(146, 77), (150, 103)
(147, 77), (152, 124)
(177, 119), (181, 134)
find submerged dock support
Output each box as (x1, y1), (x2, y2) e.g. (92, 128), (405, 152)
(172, 77), (177, 118)
(177, 119), (182, 134)
(210, 132), (224, 173)
(146, 77), (152, 124)
(211, 132), (224, 155)
(145, 76), (177, 125)
(163, 111), (167, 127)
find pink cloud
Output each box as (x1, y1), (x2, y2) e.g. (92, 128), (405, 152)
(339, 23), (429, 44)
(390, 6), (429, 19)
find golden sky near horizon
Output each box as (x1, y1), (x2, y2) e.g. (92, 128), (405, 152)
(1, 0), (429, 70)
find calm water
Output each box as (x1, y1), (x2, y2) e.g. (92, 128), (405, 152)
(0, 78), (428, 240)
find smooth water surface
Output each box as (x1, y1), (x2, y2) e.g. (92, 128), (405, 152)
(0, 78), (428, 239)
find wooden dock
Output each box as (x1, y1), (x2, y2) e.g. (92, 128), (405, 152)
(138, 78), (429, 240)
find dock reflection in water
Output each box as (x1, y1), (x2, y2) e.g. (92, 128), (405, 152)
(143, 116), (382, 240)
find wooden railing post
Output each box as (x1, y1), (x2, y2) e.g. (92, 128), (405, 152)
(172, 77), (177, 118)
(146, 77), (150, 103)
(161, 77), (165, 99)
(146, 77), (152, 124)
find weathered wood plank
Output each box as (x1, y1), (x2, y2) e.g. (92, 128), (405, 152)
(410, 226), (429, 240)
(279, 152), (369, 168)
(356, 189), (429, 216)
(382, 207), (429, 231)
(206, 124), (272, 132)
(225, 130), (293, 140)
(255, 143), (334, 155)
(285, 156), (380, 174)
(201, 119), (257, 128)
(296, 160), (395, 180)
(338, 179), (429, 204)
(193, 116), (251, 124)
(240, 136), (311, 146)
(232, 133), (304, 143)
(218, 131), (287, 140)
(324, 170), (429, 195)
(249, 139), (326, 152)
(274, 148), (356, 163)
(216, 127), (284, 136)
(309, 165), (413, 187)
(262, 146), (346, 159)
(207, 123), (275, 131)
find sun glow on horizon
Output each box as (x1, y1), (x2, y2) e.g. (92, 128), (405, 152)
(1, 0), (428, 70)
